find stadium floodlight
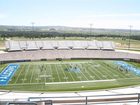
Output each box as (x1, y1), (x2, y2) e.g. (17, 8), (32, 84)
(31, 22), (35, 31)
(128, 25), (133, 50)
(89, 24), (93, 36)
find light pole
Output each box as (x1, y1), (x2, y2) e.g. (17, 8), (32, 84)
(89, 24), (92, 36)
(128, 25), (132, 50)
(31, 22), (35, 31)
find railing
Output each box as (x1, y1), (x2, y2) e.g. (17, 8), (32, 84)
(28, 93), (140, 105)
(2, 93), (140, 105)
(6, 102), (37, 105)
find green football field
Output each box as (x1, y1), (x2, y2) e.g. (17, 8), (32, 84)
(0, 60), (140, 92)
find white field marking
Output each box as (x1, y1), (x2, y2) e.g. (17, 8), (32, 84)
(115, 64), (135, 78)
(54, 64), (61, 82)
(84, 64), (96, 80)
(48, 64), (54, 82)
(71, 64), (82, 81)
(90, 63), (110, 80)
(102, 63), (122, 79)
(78, 64), (89, 81)
(14, 64), (24, 84)
(108, 63), (126, 78)
(10, 82), (45, 86)
(59, 64), (68, 82)
(46, 65), (52, 77)
(45, 79), (116, 85)
(30, 64), (36, 83)
(23, 64), (30, 83)
(87, 63), (103, 80)
(92, 61), (113, 79)
(100, 61), (118, 79)
(36, 65), (40, 83)
(88, 64), (102, 79)
(26, 64), (32, 84)
(49, 62), (90, 64)
(44, 65), (47, 83)
(44, 65), (49, 82)
(36, 64), (41, 83)
(11, 77), (140, 85)
(102, 61), (126, 79)
(64, 64), (75, 81)
(75, 64), (88, 81)
(80, 63), (93, 80)
(22, 61), (89, 65)
(91, 61), (111, 79)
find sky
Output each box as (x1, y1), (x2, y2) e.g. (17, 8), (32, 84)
(0, 0), (140, 29)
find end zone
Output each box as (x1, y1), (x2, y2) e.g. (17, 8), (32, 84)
(0, 64), (19, 86)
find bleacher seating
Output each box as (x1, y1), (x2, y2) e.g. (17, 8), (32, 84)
(5, 40), (115, 51)
(57, 41), (69, 50)
(19, 41), (27, 50)
(72, 41), (84, 49)
(42, 41), (54, 50)
(36, 41), (43, 49)
(87, 41), (99, 50)
(26, 41), (38, 50)
(6, 41), (21, 51)
(102, 41), (115, 50)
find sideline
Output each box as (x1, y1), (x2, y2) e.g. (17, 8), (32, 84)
(45, 79), (116, 85)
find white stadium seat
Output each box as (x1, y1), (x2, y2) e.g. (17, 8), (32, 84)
(101, 41), (115, 50)
(87, 41), (99, 50)
(26, 41), (39, 50)
(5, 40), (115, 51)
(8, 41), (21, 51)
(42, 41), (54, 50)
(19, 41), (27, 50)
(57, 41), (70, 50)
(72, 41), (84, 49)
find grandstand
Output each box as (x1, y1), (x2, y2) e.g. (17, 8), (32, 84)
(5, 40), (115, 51)
(1, 40), (140, 62)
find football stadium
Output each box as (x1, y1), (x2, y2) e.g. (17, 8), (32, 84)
(0, 39), (140, 104)
(0, 40), (140, 92)
(1, 0), (140, 104)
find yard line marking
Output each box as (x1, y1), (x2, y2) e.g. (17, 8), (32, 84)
(90, 62), (111, 79)
(80, 63), (94, 80)
(45, 79), (116, 85)
(78, 64), (89, 81)
(36, 64), (41, 83)
(63, 64), (75, 81)
(98, 62), (117, 78)
(23, 64), (30, 83)
(54, 64), (61, 82)
(45, 65), (50, 83)
(67, 63), (82, 81)
(30, 65), (36, 83)
(109, 62), (131, 78)
(87, 63), (103, 80)
(84, 64), (96, 80)
(14, 64), (24, 84)
(92, 61), (113, 79)
(48, 64), (54, 82)
(9, 79), (116, 86)
(59, 64), (68, 82)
